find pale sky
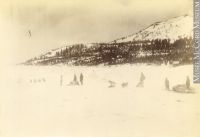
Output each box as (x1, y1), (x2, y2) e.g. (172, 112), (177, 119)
(0, 0), (193, 64)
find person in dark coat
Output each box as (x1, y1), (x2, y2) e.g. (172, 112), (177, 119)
(80, 73), (84, 85)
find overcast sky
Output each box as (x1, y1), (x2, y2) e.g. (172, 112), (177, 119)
(0, 0), (192, 64)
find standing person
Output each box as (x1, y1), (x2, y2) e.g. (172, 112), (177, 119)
(136, 72), (146, 87)
(165, 77), (170, 90)
(73, 74), (77, 82)
(60, 75), (63, 86)
(186, 76), (190, 89)
(140, 72), (145, 82)
(80, 73), (84, 85)
(73, 74), (79, 85)
(140, 72), (145, 87)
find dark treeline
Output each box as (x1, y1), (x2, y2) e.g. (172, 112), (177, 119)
(25, 37), (193, 66)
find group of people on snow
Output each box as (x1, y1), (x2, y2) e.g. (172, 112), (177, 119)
(165, 76), (191, 92)
(107, 72), (191, 92)
(63, 71), (191, 93)
(68, 73), (84, 86)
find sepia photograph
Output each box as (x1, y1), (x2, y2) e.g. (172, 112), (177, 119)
(0, 0), (200, 137)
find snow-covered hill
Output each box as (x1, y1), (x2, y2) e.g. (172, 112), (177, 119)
(113, 15), (193, 43)
(23, 15), (193, 66)
(31, 15), (193, 60)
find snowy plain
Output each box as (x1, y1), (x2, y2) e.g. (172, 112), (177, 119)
(0, 64), (200, 137)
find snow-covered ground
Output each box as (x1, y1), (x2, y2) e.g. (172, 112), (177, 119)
(0, 64), (200, 137)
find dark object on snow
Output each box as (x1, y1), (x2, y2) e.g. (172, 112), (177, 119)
(30, 78), (46, 84)
(136, 72), (146, 87)
(73, 74), (77, 82)
(165, 78), (170, 90)
(186, 76), (190, 89)
(108, 80), (116, 88)
(60, 75), (63, 86)
(28, 30), (32, 37)
(172, 84), (195, 93)
(33, 79), (37, 83)
(68, 81), (79, 86)
(68, 74), (79, 86)
(121, 82), (128, 88)
(80, 73), (84, 85)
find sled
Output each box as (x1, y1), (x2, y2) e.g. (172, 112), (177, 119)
(67, 81), (79, 86)
(108, 80), (116, 88)
(172, 84), (195, 93)
(121, 82), (128, 88)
